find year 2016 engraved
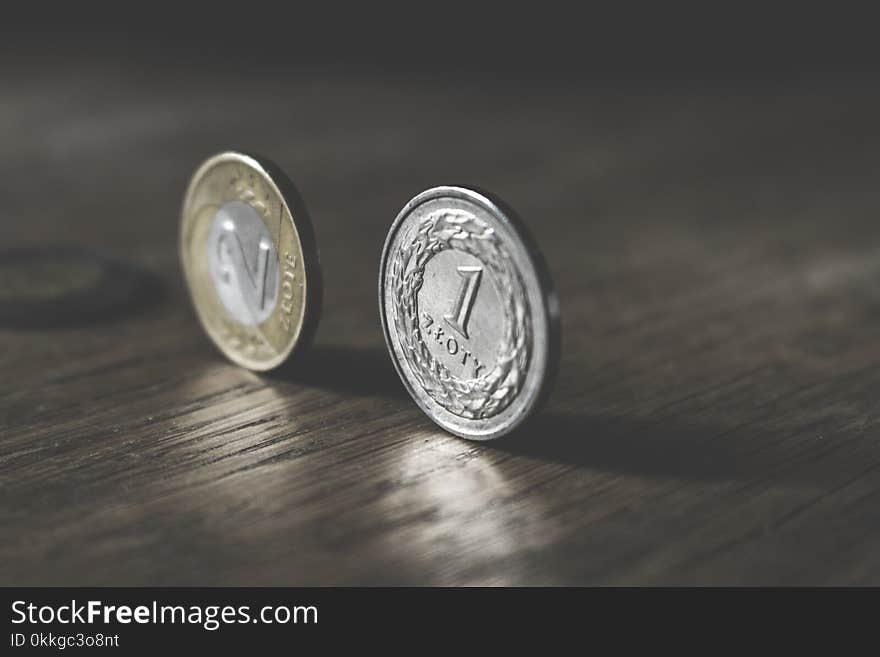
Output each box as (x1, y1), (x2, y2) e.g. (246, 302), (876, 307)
(280, 252), (297, 332)
(423, 312), (483, 377)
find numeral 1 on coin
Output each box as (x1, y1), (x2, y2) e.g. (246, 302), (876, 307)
(444, 266), (482, 340)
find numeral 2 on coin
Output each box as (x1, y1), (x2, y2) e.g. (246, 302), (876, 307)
(217, 228), (273, 311)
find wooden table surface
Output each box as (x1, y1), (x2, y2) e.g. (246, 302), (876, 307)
(3, 59), (880, 585)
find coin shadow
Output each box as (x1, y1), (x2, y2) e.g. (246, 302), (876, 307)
(493, 410), (815, 483)
(271, 344), (409, 399)
(0, 249), (163, 330)
(63, 264), (164, 327)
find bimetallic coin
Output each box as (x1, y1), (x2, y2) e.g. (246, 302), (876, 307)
(180, 151), (321, 371)
(379, 186), (560, 440)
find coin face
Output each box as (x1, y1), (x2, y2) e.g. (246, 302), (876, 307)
(180, 152), (321, 371)
(379, 186), (560, 440)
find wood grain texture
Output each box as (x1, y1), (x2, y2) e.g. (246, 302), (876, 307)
(2, 59), (880, 585)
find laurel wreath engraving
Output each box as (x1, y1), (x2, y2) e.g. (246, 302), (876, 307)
(388, 209), (531, 419)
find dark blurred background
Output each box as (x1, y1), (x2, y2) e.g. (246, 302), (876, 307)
(2, 4), (877, 77)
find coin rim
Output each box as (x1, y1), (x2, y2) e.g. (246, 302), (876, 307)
(378, 185), (560, 440)
(180, 151), (322, 371)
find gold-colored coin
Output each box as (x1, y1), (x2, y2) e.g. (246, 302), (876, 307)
(180, 151), (321, 370)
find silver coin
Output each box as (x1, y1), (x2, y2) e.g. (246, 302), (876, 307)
(379, 186), (560, 440)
